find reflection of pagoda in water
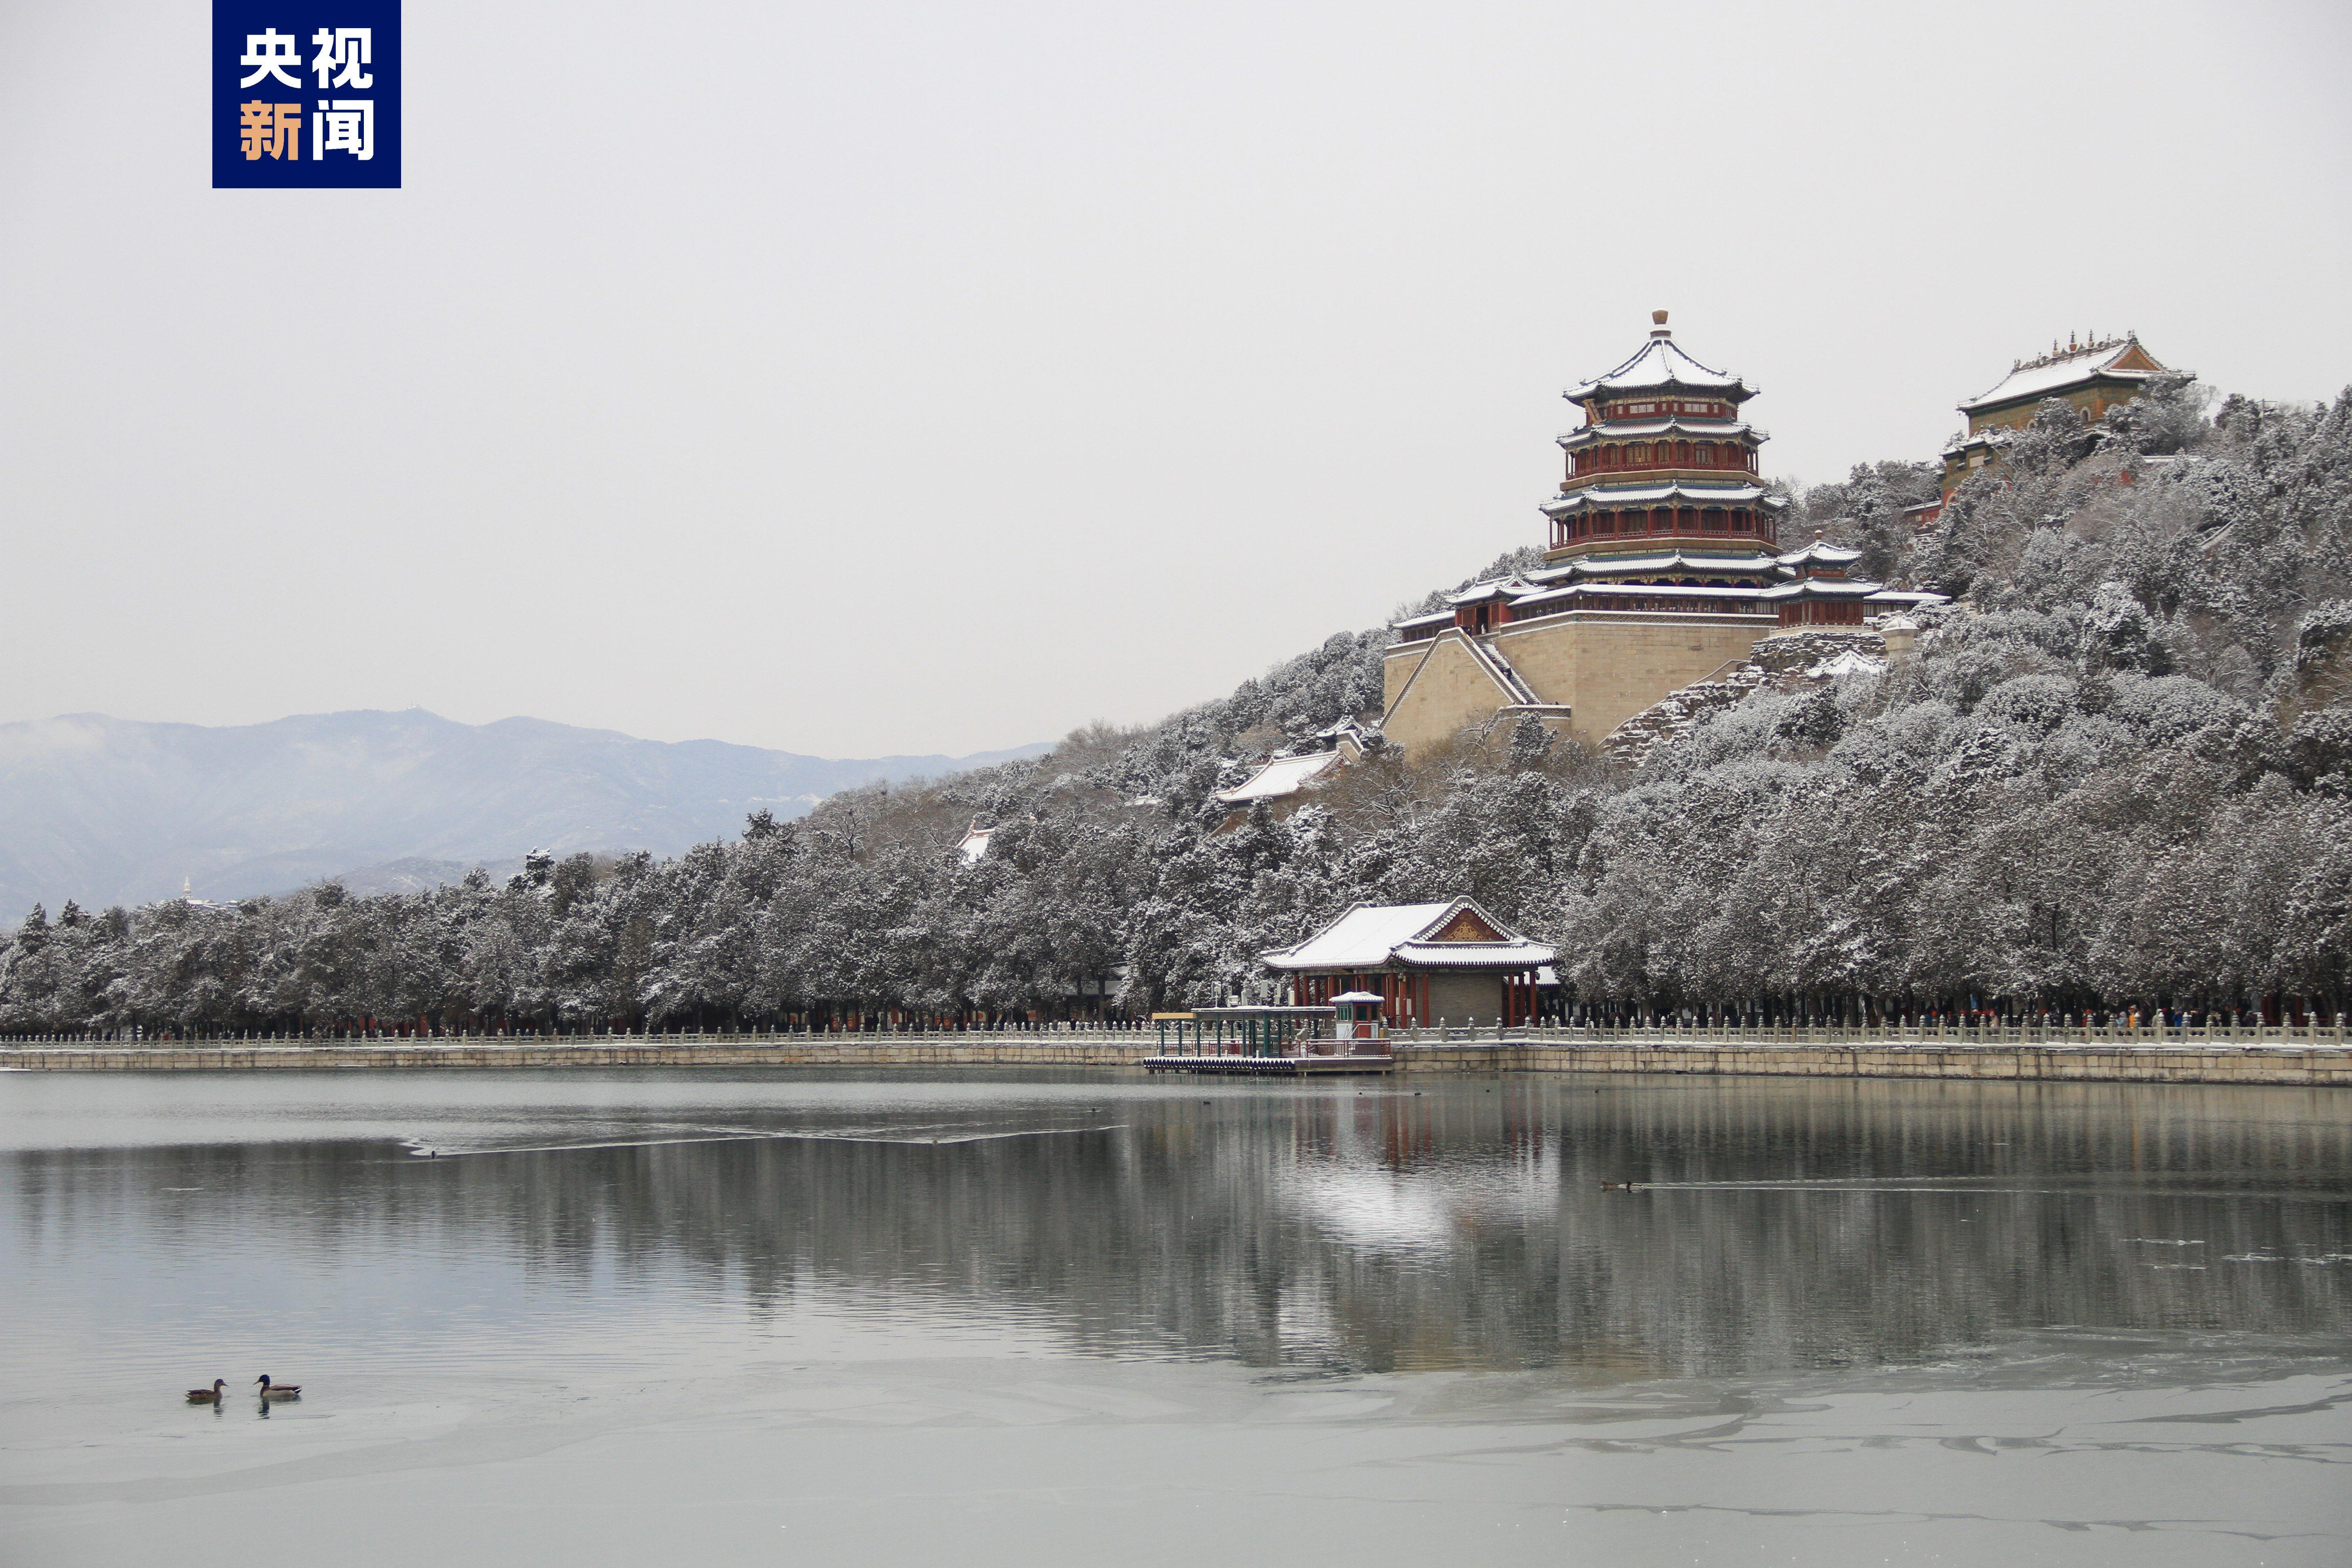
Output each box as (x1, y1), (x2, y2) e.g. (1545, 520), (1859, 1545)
(56, 1080), (2343, 1382)
(1380, 314), (1941, 756)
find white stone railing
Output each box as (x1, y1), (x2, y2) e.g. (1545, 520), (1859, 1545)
(1392, 1020), (2351, 1050)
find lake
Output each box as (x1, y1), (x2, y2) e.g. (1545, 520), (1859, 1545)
(2, 1069), (2347, 1566)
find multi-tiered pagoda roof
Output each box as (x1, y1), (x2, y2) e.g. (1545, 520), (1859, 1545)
(1542, 313), (1787, 563)
(1391, 314), (1944, 640)
(1563, 331), (1759, 404)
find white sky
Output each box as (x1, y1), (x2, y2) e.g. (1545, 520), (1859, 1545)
(3, 0), (2348, 757)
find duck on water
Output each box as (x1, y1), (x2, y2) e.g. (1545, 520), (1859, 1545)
(255, 1376), (301, 1400)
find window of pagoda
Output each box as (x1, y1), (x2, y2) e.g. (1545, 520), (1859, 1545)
(1651, 507), (1674, 533)
(1602, 445), (1620, 467)
(1674, 440), (1691, 465)
(1702, 507), (1725, 532)
(1629, 442), (1650, 465)
(1731, 510), (1750, 533)
(1694, 442), (1714, 466)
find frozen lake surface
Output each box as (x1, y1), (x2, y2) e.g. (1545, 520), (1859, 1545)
(3, 1069), (2347, 1566)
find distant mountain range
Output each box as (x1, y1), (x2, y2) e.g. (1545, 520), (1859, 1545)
(0, 710), (1047, 915)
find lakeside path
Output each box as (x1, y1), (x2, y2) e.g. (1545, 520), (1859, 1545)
(4, 1029), (2348, 1085)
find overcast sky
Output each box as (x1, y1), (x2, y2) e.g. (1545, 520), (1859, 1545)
(3, 1), (2348, 758)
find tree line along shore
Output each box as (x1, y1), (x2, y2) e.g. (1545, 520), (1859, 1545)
(3, 378), (2349, 1036)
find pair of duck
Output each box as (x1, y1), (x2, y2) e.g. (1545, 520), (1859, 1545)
(186, 1377), (299, 1403)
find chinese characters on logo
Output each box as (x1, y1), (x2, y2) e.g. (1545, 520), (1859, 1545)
(238, 27), (302, 88)
(238, 99), (302, 160)
(235, 25), (375, 163)
(216, 3), (399, 189)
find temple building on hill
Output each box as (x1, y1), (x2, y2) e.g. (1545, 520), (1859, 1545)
(1939, 332), (2172, 497)
(1379, 312), (1939, 756)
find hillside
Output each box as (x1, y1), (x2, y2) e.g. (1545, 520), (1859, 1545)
(0, 710), (1046, 914)
(3, 375), (2348, 1031)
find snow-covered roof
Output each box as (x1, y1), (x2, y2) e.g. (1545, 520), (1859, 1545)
(1261, 897), (1556, 973)
(1330, 990), (1385, 1004)
(1759, 578), (1881, 601)
(1215, 749), (1344, 805)
(1557, 480), (1772, 505)
(1562, 549), (1781, 578)
(1510, 582), (1772, 610)
(1390, 941), (1557, 969)
(1543, 479), (1781, 516)
(1959, 335), (2166, 413)
(1565, 321), (1756, 404)
(1392, 609), (1455, 628)
(1265, 901), (1450, 969)
(957, 823), (996, 863)
(1447, 576), (1539, 605)
(1775, 539), (1862, 569)
(1941, 425), (2010, 457)
(1557, 417), (1754, 447)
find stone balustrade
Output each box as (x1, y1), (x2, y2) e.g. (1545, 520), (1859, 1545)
(1, 1019), (2346, 1085)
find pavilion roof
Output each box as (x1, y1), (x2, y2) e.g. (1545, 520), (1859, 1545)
(1566, 325), (1756, 404)
(1261, 897), (1555, 973)
(1758, 577), (1882, 601)
(1774, 539), (1863, 569)
(1215, 749), (1344, 806)
(1447, 575), (1541, 605)
(1554, 549), (1782, 578)
(1543, 479), (1786, 517)
(1558, 416), (1754, 448)
(1509, 582), (1774, 610)
(1959, 335), (2168, 413)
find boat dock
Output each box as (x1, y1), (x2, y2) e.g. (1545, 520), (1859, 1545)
(1144, 1004), (1397, 1075)
(1141, 1054), (1394, 1076)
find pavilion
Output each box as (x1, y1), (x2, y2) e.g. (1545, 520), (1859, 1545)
(1259, 897), (1557, 1029)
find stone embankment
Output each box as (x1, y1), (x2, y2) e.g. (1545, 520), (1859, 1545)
(1391, 1021), (2352, 1086)
(0, 1037), (1158, 1072)
(3, 1022), (2346, 1086)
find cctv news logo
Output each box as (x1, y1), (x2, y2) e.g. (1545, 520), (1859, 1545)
(213, 2), (400, 188)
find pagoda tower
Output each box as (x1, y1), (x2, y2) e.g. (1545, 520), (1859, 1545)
(1374, 312), (1942, 759)
(1542, 311), (1785, 562)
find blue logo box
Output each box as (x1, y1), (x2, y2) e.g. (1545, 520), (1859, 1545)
(213, 1), (400, 188)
